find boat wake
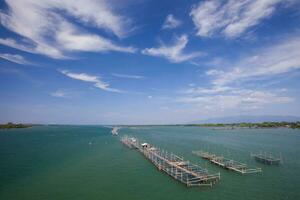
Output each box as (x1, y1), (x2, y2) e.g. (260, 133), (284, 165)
(111, 127), (120, 136)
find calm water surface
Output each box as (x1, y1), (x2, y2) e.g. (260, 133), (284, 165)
(0, 125), (299, 200)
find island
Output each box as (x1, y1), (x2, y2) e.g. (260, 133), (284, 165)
(0, 122), (33, 129)
(186, 121), (300, 129)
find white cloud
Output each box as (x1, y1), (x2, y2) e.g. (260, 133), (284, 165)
(178, 88), (293, 111)
(207, 35), (300, 86)
(53, 0), (131, 38)
(190, 0), (286, 38)
(50, 90), (67, 98)
(162, 14), (182, 30)
(0, 38), (65, 59)
(185, 85), (232, 94)
(56, 21), (136, 53)
(112, 73), (145, 79)
(0, 0), (135, 59)
(60, 70), (123, 93)
(178, 35), (300, 113)
(142, 35), (202, 63)
(0, 53), (30, 65)
(206, 69), (224, 76)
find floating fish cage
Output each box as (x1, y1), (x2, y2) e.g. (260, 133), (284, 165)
(251, 152), (282, 165)
(121, 136), (220, 187)
(193, 151), (262, 174)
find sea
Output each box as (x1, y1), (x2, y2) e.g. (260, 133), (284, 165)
(0, 125), (299, 200)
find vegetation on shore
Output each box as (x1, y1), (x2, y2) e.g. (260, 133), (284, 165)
(187, 121), (300, 129)
(0, 122), (33, 129)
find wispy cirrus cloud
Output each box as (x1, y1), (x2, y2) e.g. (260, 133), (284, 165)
(178, 88), (293, 111)
(190, 0), (289, 38)
(50, 90), (67, 98)
(207, 34), (300, 86)
(178, 34), (300, 112)
(184, 85), (232, 95)
(112, 73), (145, 79)
(162, 14), (182, 30)
(142, 35), (202, 63)
(0, 53), (31, 65)
(0, 0), (135, 59)
(60, 70), (123, 93)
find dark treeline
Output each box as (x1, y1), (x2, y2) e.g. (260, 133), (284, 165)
(187, 121), (300, 129)
(0, 122), (33, 129)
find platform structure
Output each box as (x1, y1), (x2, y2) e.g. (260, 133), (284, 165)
(121, 136), (220, 187)
(192, 151), (262, 174)
(251, 152), (282, 165)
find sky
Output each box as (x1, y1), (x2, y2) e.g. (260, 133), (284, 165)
(0, 0), (300, 125)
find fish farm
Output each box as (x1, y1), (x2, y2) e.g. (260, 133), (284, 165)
(121, 136), (220, 187)
(192, 151), (262, 174)
(251, 152), (282, 165)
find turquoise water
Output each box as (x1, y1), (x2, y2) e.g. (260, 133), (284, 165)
(0, 125), (299, 200)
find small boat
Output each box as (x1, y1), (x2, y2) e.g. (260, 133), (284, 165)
(111, 127), (120, 136)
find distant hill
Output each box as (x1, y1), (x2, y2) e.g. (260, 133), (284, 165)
(190, 115), (300, 124)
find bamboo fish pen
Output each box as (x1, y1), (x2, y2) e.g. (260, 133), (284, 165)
(121, 136), (220, 187)
(193, 151), (262, 174)
(251, 152), (282, 165)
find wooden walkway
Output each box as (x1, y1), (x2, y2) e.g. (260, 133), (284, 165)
(193, 151), (262, 174)
(121, 136), (220, 187)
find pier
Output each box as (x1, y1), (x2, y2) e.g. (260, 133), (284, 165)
(193, 151), (262, 174)
(121, 136), (220, 187)
(251, 152), (281, 165)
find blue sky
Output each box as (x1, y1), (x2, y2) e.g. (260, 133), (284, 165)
(1, 0), (300, 124)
